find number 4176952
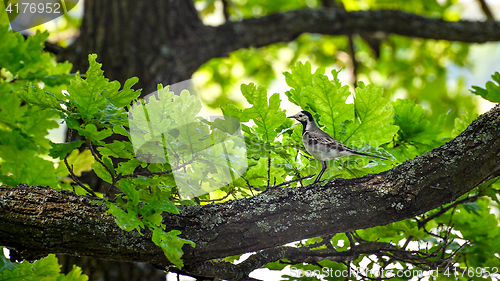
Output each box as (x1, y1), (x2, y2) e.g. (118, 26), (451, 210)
(5, 2), (62, 14)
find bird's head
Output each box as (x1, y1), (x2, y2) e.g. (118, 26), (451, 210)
(287, 110), (314, 124)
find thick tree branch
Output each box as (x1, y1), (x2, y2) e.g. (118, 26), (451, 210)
(210, 8), (500, 58)
(1, 105), (500, 279)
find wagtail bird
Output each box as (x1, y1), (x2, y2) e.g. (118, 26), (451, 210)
(288, 110), (388, 184)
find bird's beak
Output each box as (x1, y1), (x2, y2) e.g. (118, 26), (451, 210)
(287, 113), (299, 119)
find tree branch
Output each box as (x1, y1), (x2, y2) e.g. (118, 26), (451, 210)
(210, 8), (500, 58)
(1, 105), (500, 279)
(477, 0), (495, 20)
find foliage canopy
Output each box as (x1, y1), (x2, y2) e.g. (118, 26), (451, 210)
(1, 0), (500, 280)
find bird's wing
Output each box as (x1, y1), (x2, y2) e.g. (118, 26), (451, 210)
(306, 129), (357, 153)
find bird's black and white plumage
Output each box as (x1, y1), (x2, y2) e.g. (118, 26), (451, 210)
(288, 110), (387, 184)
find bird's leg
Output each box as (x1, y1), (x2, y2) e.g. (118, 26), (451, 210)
(313, 161), (327, 184)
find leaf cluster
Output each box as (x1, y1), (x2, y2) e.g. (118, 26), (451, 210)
(0, 22), (194, 268)
(2, 2), (500, 277)
(0, 17), (77, 189)
(0, 253), (87, 281)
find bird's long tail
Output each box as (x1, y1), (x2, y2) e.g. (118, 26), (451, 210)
(353, 151), (388, 160)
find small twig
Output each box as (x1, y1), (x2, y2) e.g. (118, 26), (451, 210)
(199, 187), (236, 203)
(64, 155), (97, 197)
(348, 35), (358, 88)
(66, 127), (74, 143)
(221, 0), (230, 21)
(351, 231), (367, 243)
(242, 176), (259, 195)
(117, 158), (196, 180)
(21, 34), (65, 54)
(402, 235), (413, 250)
(89, 142), (115, 180)
(447, 203), (459, 227)
(272, 174), (315, 189)
(478, 0), (495, 20)
(423, 226), (445, 239)
(345, 261), (351, 281)
(417, 194), (478, 228)
(346, 232), (355, 251)
(267, 154), (271, 189)
(304, 234), (335, 250)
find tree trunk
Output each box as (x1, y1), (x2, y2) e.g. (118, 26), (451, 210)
(60, 0), (208, 95)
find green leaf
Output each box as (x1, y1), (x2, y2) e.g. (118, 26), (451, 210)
(67, 73), (108, 123)
(77, 124), (113, 141)
(113, 125), (131, 138)
(97, 141), (134, 158)
(104, 77), (141, 108)
(151, 227), (195, 268)
(49, 140), (85, 159)
(55, 149), (94, 177)
(65, 55), (138, 125)
(223, 254), (243, 264)
(56, 265), (88, 281)
(20, 85), (62, 109)
(211, 117), (241, 135)
(302, 70), (354, 139)
(284, 61), (323, 106)
(451, 111), (478, 138)
(0, 86), (58, 153)
(0, 149), (59, 187)
(0, 254), (60, 281)
(119, 180), (140, 206)
(143, 212), (164, 227)
(148, 195), (180, 214)
(21, 108), (59, 141)
(222, 83), (287, 142)
(129, 85), (177, 155)
(91, 160), (113, 183)
(220, 104), (249, 122)
(106, 202), (144, 232)
(470, 72), (500, 102)
(462, 202), (481, 215)
(0, 27), (71, 81)
(343, 82), (399, 145)
(116, 158), (142, 175)
(0, 252), (18, 272)
(263, 259), (288, 270)
(392, 99), (445, 144)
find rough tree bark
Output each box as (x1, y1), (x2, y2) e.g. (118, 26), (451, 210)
(1, 104), (499, 280)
